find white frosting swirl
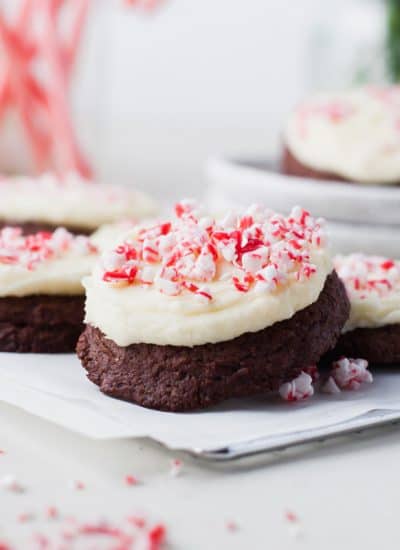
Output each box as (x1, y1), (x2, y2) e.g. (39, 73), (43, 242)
(285, 86), (400, 184)
(84, 202), (332, 347)
(91, 221), (138, 252)
(0, 173), (158, 230)
(335, 254), (400, 332)
(0, 227), (98, 297)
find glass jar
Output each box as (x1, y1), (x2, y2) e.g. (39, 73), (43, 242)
(306, 0), (387, 90)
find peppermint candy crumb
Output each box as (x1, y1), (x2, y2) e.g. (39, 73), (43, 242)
(0, 474), (25, 493)
(69, 479), (85, 491)
(226, 520), (239, 532)
(46, 506), (59, 519)
(321, 376), (341, 394)
(18, 512), (34, 523)
(101, 202), (325, 302)
(125, 474), (140, 486)
(0, 227), (97, 270)
(326, 357), (373, 392)
(279, 372), (314, 402)
(284, 509), (304, 540)
(285, 510), (299, 523)
(169, 458), (183, 477)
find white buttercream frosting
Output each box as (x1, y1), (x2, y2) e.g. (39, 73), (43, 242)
(0, 173), (158, 230)
(91, 220), (138, 252)
(285, 86), (400, 184)
(84, 201), (332, 347)
(335, 254), (400, 331)
(0, 227), (98, 297)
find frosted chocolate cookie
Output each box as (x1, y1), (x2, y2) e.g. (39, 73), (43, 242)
(282, 86), (400, 185)
(77, 202), (349, 411)
(0, 227), (98, 353)
(0, 173), (158, 235)
(91, 220), (138, 252)
(334, 254), (400, 364)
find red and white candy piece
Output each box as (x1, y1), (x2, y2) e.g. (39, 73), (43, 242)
(46, 506), (59, 519)
(125, 474), (139, 486)
(68, 479), (85, 491)
(325, 357), (373, 392)
(279, 372), (314, 402)
(296, 99), (356, 139)
(302, 365), (319, 382)
(169, 458), (183, 477)
(18, 512), (34, 523)
(0, 474), (25, 493)
(226, 520), (239, 532)
(321, 376), (341, 395)
(284, 509), (304, 540)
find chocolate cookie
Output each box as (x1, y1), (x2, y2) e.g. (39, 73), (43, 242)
(0, 295), (85, 353)
(281, 146), (400, 186)
(281, 146), (349, 183)
(333, 324), (400, 365)
(77, 271), (349, 411)
(0, 220), (91, 236)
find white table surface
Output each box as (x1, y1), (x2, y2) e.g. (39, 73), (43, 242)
(1, 400), (400, 549)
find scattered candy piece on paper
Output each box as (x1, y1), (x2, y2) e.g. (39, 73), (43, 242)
(279, 372), (314, 402)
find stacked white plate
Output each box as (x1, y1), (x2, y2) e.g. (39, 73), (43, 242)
(205, 157), (400, 258)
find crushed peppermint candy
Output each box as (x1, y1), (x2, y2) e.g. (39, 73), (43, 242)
(127, 516), (147, 529)
(279, 372), (314, 402)
(334, 254), (400, 300)
(0, 474), (25, 493)
(302, 365), (319, 382)
(327, 357), (373, 391)
(226, 520), (239, 532)
(100, 201), (325, 302)
(368, 85), (400, 107)
(147, 524), (167, 550)
(169, 458), (183, 477)
(0, 227), (97, 270)
(296, 86), (400, 140)
(43, 520), (166, 549)
(284, 509), (304, 540)
(45, 506), (59, 520)
(69, 479), (85, 491)
(321, 376), (342, 395)
(18, 512), (34, 523)
(124, 474), (139, 486)
(285, 510), (299, 523)
(297, 99), (356, 138)
(11, 513), (166, 549)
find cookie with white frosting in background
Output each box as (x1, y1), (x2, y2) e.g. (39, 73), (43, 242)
(282, 86), (400, 185)
(90, 220), (138, 252)
(0, 227), (98, 353)
(77, 201), (349, 412)
(333, 254), (400, 364)
(0, 173), (158, 235)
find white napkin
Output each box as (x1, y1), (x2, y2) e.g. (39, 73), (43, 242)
(0, 353), (399, 452)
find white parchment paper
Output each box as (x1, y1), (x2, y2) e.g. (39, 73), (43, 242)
(0, 353), (399, 452)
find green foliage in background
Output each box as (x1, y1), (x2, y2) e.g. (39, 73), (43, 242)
(387, 0), (400, 81)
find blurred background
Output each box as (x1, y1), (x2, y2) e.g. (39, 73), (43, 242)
(0, 0), (395, 198)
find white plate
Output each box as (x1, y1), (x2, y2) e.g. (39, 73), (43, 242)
(206, 157), (400, 226)
(208, 183), (400, 256)
(327, 220), (400, 257)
